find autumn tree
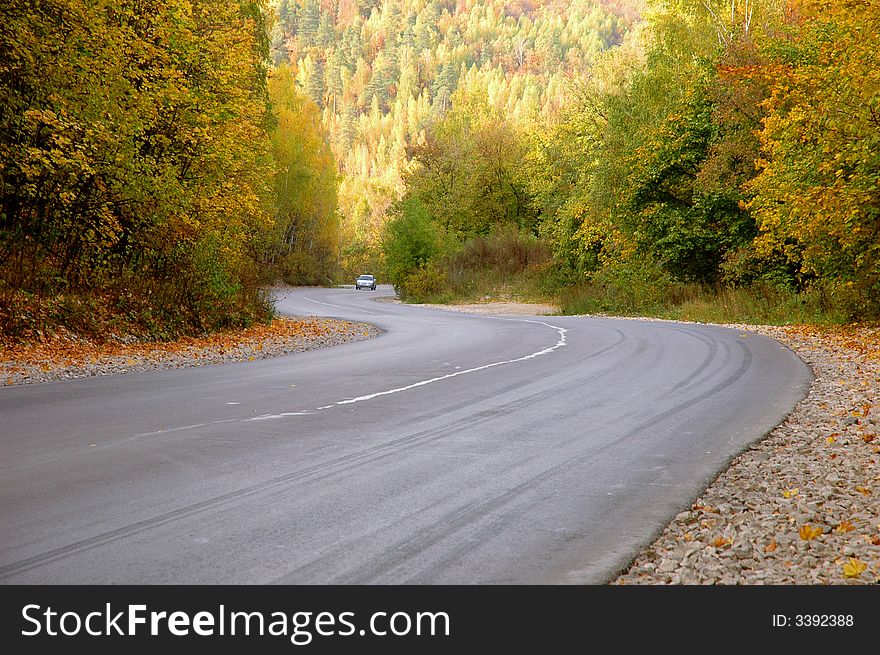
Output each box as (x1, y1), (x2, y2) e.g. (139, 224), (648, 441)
(0, 0), (277, 337)
(747, 0), (880, 315)
(265, 64), (339, 285)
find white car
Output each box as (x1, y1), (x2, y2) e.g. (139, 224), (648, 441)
(355, 274), (377, 290)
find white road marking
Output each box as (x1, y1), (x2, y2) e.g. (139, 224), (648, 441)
(134, 418), (242, 438)
(128, 411), (312, 440)
(301, 295), (379, 315)
(125, 316), (566, 439)
(302, 296), (345, 310)
(332, 320), (567, 407)
(246, 411), (310, 421)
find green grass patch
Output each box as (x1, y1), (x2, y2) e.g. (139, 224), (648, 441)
(559, 281), (849, 325)
(394, 227), (557, 305)
(415, 266), (556, 305)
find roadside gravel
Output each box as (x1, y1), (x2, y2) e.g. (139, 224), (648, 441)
(613, 323), (880, 585)
(409, 301), (559, 316)
(1, 316), (381, 386)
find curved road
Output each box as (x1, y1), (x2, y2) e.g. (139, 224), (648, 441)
(0, 286), (811, 583)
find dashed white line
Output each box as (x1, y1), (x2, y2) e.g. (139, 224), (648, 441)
(125, 316), (567, 440)
(330, 319), (567, 407)
(246, 412), (311, 421)
(302, 295), (379, 315)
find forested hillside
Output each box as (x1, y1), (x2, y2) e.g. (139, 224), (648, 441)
(274, 0), (640, 273)
(380, 0), (880, 322)
(2, 0), (877, 343)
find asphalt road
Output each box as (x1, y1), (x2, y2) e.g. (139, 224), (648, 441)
(0, 286), (812, 584)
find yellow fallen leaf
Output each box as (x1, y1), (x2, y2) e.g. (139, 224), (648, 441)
(836, 520), (856, 534)
(783, 488), (799, 499)
(713, 536), (731, 548)
(855, 486), (872, 496)
(683, 532), (693, 542)
(765, 540), (778, 553)
(827, 435), (837, 444)
(799, 524), (823, 541)
(842, 558), (867, 578)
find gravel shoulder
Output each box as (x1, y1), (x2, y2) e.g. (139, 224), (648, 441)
(613, 322), (880, 585)
(1, 316), (381, 386)
(383, 298), (559, 315)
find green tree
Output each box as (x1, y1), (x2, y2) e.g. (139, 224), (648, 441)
(407, 86), (537, 240)
(381, 196), (442, 291)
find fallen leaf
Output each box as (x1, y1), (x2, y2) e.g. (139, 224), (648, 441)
(827, 435), (837, 444)
(713, 536), (731, 548)
(799, 524), (823, 541)
(783, 488), (799, 499)
(855, 486), (872, 496)
(683, 532), (694, 542)
(765, 540), (778, 553)
(835, 520), (856, 534)
(842, 558), (867, 578)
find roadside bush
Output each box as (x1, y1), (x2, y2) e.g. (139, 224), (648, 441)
(449, 226), (550, 275)
(559, 257), (679, 316)
(398, 265), (448, 303)
(382, 197), (443, 290)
